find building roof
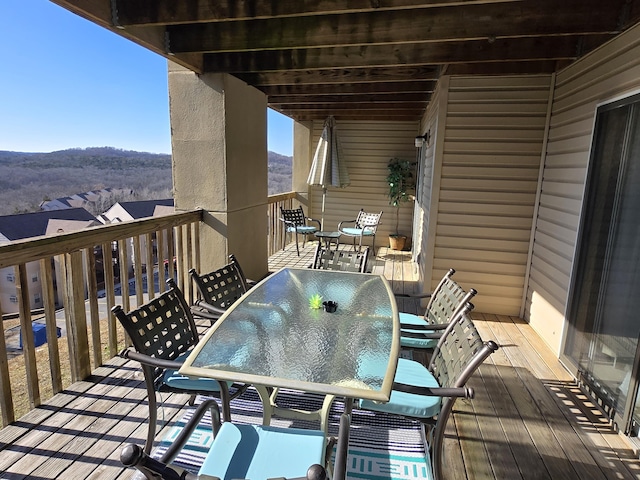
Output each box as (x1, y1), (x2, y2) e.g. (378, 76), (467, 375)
(40, 188), (133, 211)
(110, 199), (174, 220)
(0, 208), (98, 242)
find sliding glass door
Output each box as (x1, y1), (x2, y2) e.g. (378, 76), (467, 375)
(563, 93), (640, 434)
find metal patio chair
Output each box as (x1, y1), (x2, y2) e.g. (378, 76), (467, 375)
(189, 254), (250, 323)
(358, 303), (499, 480)
(119, 405), (352, 480)
(113, 278), (246, 454)
(397, 268), (477, 351)
(311, 243), (370, 273)
(280, 206), (321, 256)
(337, 209), (382, 254)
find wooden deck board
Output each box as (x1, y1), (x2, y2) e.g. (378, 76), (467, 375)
(0, 245), (639, 479)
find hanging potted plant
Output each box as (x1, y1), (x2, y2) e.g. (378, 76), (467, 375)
(386, 157), (414, 250)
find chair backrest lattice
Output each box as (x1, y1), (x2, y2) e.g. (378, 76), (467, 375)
(280, 206), (307, 227)
(312, 245), (369, 273)
(190, 259), (247, 310)
(355, 210), (382, 233)
(113, 279), (198, 364)
(424, 269), (477, 327)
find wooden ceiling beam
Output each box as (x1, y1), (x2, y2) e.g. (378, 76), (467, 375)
(268, 101), (428, 110)
(284, 110), (424, 121)
(268, 93), (431, 104)
(203, 35), (612, 72)
(113, 0), (525, 26)
(235, 66), (441, 86)
(259, 81), (436, 95)
(167, 0), (625, 54)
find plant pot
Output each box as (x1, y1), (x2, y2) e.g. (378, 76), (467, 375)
(389, 234), (407, 251)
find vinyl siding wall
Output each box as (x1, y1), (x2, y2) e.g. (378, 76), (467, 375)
(526, 23), (640, 355)
(307, 120), (419, 248)
(418, 75), (552, 316)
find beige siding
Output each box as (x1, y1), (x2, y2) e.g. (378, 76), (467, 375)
(526, 23), (640, 355)
(426, 75), (552, 316)
(307, 120), (419, 249)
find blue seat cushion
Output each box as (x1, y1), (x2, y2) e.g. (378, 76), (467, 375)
(341, 227), (375, 236)
(199, 422), (326, 479)
(287, 226), (317, 234)
(399, 312), (438, 349)
(400, 334), (438, 349)
(359, 358), (442, 419)
(161, 352), (229, 392)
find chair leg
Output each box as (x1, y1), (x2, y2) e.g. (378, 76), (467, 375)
(295, 233), (300, 256)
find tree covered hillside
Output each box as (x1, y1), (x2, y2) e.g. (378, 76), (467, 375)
(0, 147), (292, 216)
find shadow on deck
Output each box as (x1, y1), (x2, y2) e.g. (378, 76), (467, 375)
(0, 243), (638, 479)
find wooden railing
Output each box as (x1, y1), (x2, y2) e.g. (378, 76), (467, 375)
(0, 193), (299, 426)
(266, 191), (298, 257)
(0, 210), (203, 426)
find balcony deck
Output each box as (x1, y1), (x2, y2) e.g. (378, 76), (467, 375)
(1, 243), (639, 479)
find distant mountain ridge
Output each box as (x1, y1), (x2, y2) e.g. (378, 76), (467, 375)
(0, 147), (292, 216)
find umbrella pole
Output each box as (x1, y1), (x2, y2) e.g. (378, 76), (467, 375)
(321, 187), (327, 230)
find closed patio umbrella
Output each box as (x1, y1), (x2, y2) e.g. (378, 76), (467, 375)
(307, 116), (350, 229)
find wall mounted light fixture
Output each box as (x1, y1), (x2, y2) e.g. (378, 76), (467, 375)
(414, 131), (431, 148)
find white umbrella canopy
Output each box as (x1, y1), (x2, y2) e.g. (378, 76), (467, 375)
(307, 116), (350, 229)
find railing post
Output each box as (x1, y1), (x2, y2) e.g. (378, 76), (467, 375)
(62, 251), (91, 382)
(85, 247), (102, 368)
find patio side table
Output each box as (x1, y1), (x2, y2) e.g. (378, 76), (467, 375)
(315, 231), (341, 250)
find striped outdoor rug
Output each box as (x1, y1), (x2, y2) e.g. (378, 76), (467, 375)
(153, 388), (430, 479)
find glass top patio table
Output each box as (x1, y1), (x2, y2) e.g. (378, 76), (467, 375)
(180, 267), (399, 403)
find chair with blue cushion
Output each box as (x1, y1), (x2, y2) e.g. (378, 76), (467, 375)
(119, 403), (352, 480)
(397, 268), (477, 351)
(338, 209), (383, 254)
(358, 303), (498, 480)
(113, 278), (246, 454)
(189, 254), (250, 324)
(311, 243), (370, 273)
(280, 206), (321, 256)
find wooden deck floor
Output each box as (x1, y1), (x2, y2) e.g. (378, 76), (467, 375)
(0, 244), (639, 479)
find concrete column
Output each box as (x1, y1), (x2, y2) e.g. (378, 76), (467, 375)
(292, 120), (313, 210)
(168, 63), (268, 281)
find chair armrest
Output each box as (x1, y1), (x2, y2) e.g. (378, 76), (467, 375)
(399, 322), (448, 331)
(399, 330), (442, 340)
(394, 292), (432, 299)
(194, 299), (227, 316)
(307, 217), (321, 230)
(338, 219), (357, 229)
(119, 348), (184, 371)
(392, 383), (474, 399)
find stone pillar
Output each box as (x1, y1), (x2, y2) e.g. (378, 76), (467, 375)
(168, 63), (268, 281)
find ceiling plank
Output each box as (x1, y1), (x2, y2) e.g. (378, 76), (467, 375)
(167, 0), (625, 53)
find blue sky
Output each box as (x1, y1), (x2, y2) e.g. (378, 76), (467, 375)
(0, 0), (293, 156)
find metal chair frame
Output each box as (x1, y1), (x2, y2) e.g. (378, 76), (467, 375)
(311, 243), (369, 273)
(113, 279), (243, 454)
(189, 254), (249, 323)
(337, 209), (382, 254)
(280, 206), (321, 256)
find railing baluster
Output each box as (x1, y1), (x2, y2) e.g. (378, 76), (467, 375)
(40, 258), (62, 395)
(132, 235), (144, 308)
(101, 242), (118, 358)
(85, 246), (102, 368)
(145, 232), (155, 300)
(0, 296), (15, 426)
(16, 263), (40, 409)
